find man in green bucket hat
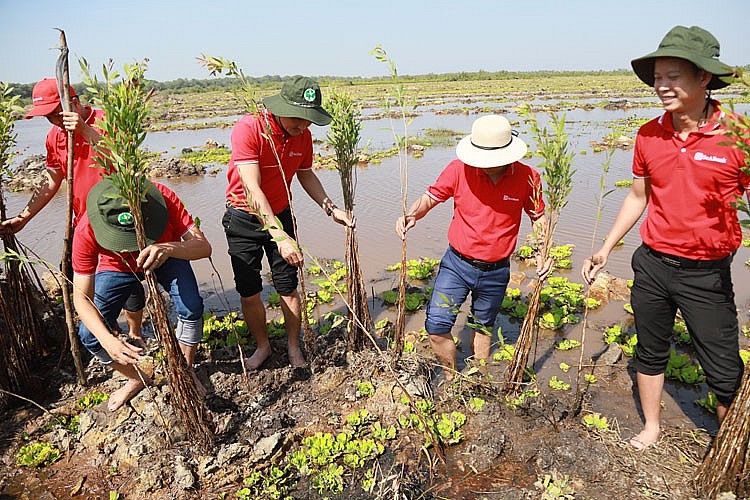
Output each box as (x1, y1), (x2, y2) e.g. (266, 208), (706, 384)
(223, 76), (352, 370)
(582, 26), (748, 450)
(73, 178), (212, 411)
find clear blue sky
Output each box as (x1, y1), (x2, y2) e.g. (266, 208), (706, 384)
(1, 0), (747, 84)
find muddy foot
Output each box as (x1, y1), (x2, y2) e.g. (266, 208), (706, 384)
(288, 346), (306, 368)
(629, 427), (660, 450)
(108, 379), (145, 411)
(127, 336), (147, 350)
(244, 347), (272, 370)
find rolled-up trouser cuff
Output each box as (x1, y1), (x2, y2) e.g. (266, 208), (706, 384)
(175, 317), (203, 347)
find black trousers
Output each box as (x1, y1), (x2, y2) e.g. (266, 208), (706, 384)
(630, 244), (742, 405)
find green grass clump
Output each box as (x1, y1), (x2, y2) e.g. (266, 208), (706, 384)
(16, 442), (61, 467)
(76, 390), (110, 410)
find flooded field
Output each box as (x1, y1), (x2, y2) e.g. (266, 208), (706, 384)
(8, 95), (750, 315)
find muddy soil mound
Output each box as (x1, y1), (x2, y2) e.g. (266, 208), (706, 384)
(4, 155), (205, 193)
(146, 157), (206, 178)
(0, 322), (722, 499)
(5, 154), (46, 192)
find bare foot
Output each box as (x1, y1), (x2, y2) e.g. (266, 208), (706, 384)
(629, 427), (660, 450)
(108, 379), (145, 411)
(127, 336), (147, 350)
(245, 346), (272, 370)
(288, 346), (306, 368)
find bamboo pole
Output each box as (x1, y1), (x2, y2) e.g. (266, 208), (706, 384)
(54, 29), (87, 385)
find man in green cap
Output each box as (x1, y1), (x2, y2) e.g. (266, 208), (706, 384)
(582, 26), (748, 449)
(223, 76), (352, 370)
(73, 178), (211, 411)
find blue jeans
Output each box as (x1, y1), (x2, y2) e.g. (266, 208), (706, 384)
(425, 248), (510, 335)
(79, 258), (204, 364)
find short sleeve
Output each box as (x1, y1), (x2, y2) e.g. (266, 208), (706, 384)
(230, 116), (261, 165)
(427, 160), (459, 202)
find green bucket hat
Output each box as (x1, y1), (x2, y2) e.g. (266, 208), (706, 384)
(86, 178), (168, 253)
(262, 75), (332, 126)
(631, 25), (733, 90)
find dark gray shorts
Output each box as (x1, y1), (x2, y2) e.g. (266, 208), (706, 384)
(222, 206), (298, 297)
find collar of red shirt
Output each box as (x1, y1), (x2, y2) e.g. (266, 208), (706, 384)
(658, 99), (725, 134)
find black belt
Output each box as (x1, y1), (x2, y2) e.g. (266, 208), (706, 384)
(643, 244), (733, 269)
(449, 245), (509, 271)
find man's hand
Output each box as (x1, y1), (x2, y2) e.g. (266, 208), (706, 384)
(0, 215), (28, 235)
(61, 110), (84, 133)
(536, 255), (555, 282)
(395, 215), (416, 240)
(101, 334), (143, 365)
(331, 208), (354, 227)
(581, 254), (607, 285)
(277, 237), (304, 267)
(137, 244), (169, 274)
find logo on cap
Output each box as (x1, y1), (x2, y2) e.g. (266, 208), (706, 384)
(117, 212), (134, 226)
(303, 88), (316, 102)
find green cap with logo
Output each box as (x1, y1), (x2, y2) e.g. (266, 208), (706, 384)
(262, 75), (332, 126)
(86, 178), (168, 253)
(631, 25), (733, 90)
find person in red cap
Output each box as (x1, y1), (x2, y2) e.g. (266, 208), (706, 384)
(223, 75), (352, 370)
(1, 78), (147, 346)
(582, 26), (749, 450)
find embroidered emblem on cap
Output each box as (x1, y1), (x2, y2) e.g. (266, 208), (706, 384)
(117, 212), (134, 226)
(303, 88), (316, 102)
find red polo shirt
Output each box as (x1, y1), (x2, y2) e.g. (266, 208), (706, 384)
(45, 107), (107, 223)
(225, 111), (313, 214)
(72, 183), (195, 275)
(633, 102), (750, 260)
(427, 159), (545, 262)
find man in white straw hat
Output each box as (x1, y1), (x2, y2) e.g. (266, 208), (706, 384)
(397, 114), (552, 378)
(582, 25), (749, 450)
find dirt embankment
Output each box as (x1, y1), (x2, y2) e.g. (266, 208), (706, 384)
(5, 154), (206, 193)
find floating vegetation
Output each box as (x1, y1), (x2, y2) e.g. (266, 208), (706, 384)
(665, 350), (705, 385)
(554, 338), (581, 351)
(696, 392), (718, 414)
(385, 257), (439, 280)
(602, 323), (638, 357)
(421, 127), (463, 147)
(179, 145), (231, 164)
(548, 376), (571, 391)
(549, 244), (573, 269)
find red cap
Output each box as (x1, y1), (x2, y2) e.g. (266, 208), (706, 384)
(25, 78), (77, 119)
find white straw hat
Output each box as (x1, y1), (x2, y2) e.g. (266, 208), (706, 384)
(456, 115), (527, 168)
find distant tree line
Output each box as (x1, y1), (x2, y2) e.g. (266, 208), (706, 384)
(6, 65), (749, 105)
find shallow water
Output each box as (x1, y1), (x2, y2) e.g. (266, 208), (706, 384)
(8, 103), (749, 314)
